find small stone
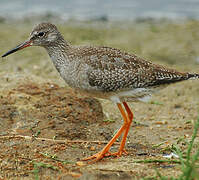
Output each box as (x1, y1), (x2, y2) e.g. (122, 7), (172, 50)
(76, 161), (85, 166)
(155, 121), (164, 125)
(71, 172), (82, 178)
(90, 146), (96, 151)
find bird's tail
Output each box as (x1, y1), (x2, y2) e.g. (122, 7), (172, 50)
(187, 73), (199, 80)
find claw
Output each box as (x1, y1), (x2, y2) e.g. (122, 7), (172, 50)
(82, 149), (128, 163)
(82, 152), (104, 161)
(81, 102), (133, 163)
(106, 149), (128, 157)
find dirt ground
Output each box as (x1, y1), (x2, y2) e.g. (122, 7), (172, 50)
(0, 71), (198, 179)
(0, 21), (199, 179)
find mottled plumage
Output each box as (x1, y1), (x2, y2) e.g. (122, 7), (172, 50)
(2, 22), (199, 162)
(18, 23), (198, 102)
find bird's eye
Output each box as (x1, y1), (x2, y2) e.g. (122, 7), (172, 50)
(38, 32), (45, 37)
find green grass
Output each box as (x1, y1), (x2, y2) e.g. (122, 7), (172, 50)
(40, 152), (73, 164)
(31, 154), (72, 180)
(150, 101), (164, 105)
(133, 159), (181, 164)
(34, 130), (41, 137)
(172, 116), (199, 180)
(103, 118), (116, 123)
(139, 116), (199, 180)
(32, 161), (58, 180)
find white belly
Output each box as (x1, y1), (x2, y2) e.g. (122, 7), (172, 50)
(109, 88), (152, 103)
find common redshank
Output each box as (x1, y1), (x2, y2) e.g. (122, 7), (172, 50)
(2, 23), (199, 162)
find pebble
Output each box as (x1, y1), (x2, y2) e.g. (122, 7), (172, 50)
(76, 161), (85, 166)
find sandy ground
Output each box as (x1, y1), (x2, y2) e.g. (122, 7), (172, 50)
(0, 69), (198, 180)
(0, 21), (199, 179)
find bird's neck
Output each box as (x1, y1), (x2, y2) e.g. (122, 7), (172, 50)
(44, 34), (71, 53)
(44, 36), (72, 71)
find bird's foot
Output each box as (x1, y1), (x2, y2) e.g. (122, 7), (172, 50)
(106, 149), (128, 157)
(82, 149), (128, 163)
(82, 151), (109, 162)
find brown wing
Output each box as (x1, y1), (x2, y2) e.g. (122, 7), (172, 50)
(76, 46), (189, 92)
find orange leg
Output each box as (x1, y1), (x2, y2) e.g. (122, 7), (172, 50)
(123, 102), (133, 120)
(82, 103), (129, 162)
(118, 102), (133, 155)
(109, 102), (133, 156)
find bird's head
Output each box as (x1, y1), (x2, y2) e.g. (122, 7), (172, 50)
(2, 22), (60, 57)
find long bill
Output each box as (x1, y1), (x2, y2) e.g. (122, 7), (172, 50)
(2, 40), (32, 57)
